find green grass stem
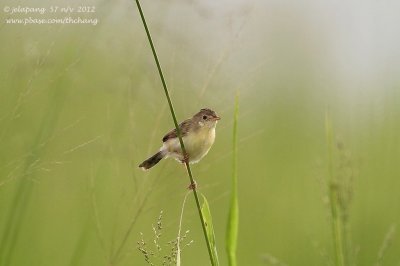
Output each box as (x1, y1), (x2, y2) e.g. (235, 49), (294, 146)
(134, 1), (216, 264)
(226, 94), (239, 266)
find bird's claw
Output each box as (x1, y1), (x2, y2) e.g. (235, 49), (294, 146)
(187, 181), (197, 190)
(181, 153), (189, 164)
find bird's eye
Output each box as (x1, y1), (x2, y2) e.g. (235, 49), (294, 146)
(202, 115), (207, 120)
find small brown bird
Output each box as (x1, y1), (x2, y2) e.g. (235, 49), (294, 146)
(139, 108), (220, 170)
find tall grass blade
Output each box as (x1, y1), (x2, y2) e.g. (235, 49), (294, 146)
(134, 1), (216, 264)
(201, 195), (220, 266)
(226, 94), (239, 266)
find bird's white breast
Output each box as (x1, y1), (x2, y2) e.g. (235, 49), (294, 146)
(184, 126), (215, 163)
(162, 126), (216, 163)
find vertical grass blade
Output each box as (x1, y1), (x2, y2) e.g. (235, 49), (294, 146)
(325, 113), (345, 266)
(201, 195), (220, 266)
(226, 94), (239, 266)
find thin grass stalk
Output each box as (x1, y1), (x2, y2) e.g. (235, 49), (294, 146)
(375, 224), (396, 266)
(177, 191), (191, 266)
(88, 167), (108, 262)
(325, 113), (345, 266)
(134, 1), (215, 264)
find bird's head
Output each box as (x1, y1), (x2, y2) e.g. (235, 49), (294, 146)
(193, 108), (220, 128)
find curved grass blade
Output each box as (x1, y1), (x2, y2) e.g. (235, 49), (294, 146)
(201, 195), (220, 266)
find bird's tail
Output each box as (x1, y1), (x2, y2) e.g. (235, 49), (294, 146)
(139, 150), (165, 170)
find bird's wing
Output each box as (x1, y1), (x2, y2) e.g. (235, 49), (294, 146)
(162, 119), (191, 142)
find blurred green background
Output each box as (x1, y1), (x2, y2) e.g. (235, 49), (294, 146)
(1, 0), (400, 265)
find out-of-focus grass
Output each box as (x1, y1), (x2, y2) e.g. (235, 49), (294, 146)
(0, 51), (71, 265)
(325, 114), (345, 266)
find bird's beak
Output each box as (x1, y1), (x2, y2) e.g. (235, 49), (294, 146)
(213, 116), (221, 121)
